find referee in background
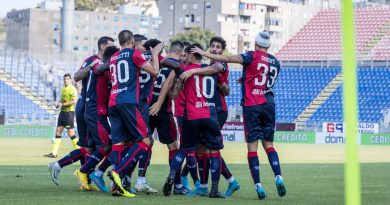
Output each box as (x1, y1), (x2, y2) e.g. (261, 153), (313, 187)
(44, 74), (79, 158)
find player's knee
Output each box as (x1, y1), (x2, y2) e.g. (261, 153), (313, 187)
(262, 141), (274, 150)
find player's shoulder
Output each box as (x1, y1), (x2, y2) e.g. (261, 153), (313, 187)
(267, 53), (280, 67)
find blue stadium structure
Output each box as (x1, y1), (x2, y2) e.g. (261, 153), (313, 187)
(0, 81), (51, 122)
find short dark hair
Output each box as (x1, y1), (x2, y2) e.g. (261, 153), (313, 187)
(63, 73), (72, 79)
(144, 39), (162, 51)
(118, 30), (134, 46)
(97, 36), (114, 50)
(169, 40), (184, 54)
(183, 41), (191, 48)
(103, 46), (119, 60)
(134, 34), (147, 44)
(185, 43), (203, 60)
(210, 36), (226, 50)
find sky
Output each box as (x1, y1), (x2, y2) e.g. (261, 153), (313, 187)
(0, 0), (42, 18)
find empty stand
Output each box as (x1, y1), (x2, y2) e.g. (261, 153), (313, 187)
(277, 8), (390, 61)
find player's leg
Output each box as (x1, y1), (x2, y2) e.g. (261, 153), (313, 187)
(48, 147), (88, 186)
(79, 115), (111, 192)
(243, 105), (267, 199)
(109, 104), (151, 198)
(163, 117), (200, 196)
(156, 112), (186, 194)
(261, 102), (286, 197)
(185, 143), (208, 197)
(175, 116), (199, 193)
(134, 102), (157, 194)
(45, 122), (64, 158)
(202, 118), (225, 198)
(66, 111), (79, 149)
(217, 111), (240, 196)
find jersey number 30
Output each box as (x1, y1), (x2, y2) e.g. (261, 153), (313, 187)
(110, 60), (130, 85)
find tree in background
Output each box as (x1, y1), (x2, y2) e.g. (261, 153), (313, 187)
(75, 0), (156, 12)
(169, 27), (216, 50)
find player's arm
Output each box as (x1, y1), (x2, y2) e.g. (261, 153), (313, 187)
(191, 46), (243, 64)
(218, 83), (230, 96)
(161, 58), (181, 74)
(74, 59), (100, 82)
(149, 70), (176, 116)
(147, 42), (165, 77)
(180, 63), (225, 82)
(169, 78), (184, 100)
(96, 61), (110, 74)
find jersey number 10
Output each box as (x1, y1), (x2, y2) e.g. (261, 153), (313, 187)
(194, 75), (215, 99)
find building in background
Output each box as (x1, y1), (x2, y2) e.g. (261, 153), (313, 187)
(158, 0), (389, 54)
(5, 0), (161, 60)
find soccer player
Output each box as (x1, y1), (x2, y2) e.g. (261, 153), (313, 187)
(48, 37), (114, 188)
(44, 74), (78, 158)
(162, 43), (227, 198)
(182, 37), (240, 197)
(106, 30), (160, 198)
(149, 40), (193, 195)
(74, 37), (116, 191)
(129, 38), (163, 194)
(134, 34), (147, 53)
(191, 31), (287, 199)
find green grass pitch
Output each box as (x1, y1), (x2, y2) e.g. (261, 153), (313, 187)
(0, 138), (389, 205)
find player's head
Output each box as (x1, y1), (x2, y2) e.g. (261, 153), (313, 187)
(118, 30), (134, 48)
(181, 41), (191, 64)
(97, 36), (115, 51)
(63, 73), (72, 86)
(134, 34), (147, 53)
(209, 36), (226, 55)
(103, 46), (119, 61)
(255, 31), (270, 51)
(144, 39), (162, 53)
(169, 40), (184, 57)
(185, 43), (203, 64)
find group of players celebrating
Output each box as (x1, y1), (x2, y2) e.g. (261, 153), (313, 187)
(47, 29), (287, 200)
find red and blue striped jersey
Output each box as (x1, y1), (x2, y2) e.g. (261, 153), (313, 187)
(151, 57), (177, 113)
(75, 55), (99, 113)
(240, 50), (280, 106)
(214, 62), (229, 112)
(183, 64), (220, 120)
(85, 60), (111, 115)
(109, 48), (148, 107)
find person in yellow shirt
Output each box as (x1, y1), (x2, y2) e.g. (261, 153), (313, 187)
(45, 74), (79, 158)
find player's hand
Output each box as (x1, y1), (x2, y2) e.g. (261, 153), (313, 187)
(236, 77), (243, 84)
(151, 42), (164, 56)
(190, 46), (206, 56)
(180, 70), (194, 82)
(90, 59), (101, 67)
(149, 102), (162, 116)
(55, 102), (62, 109)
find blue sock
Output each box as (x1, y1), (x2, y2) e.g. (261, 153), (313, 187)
(210, 152), (222, 184)
(185, 151), (199, 182)
(168, 150), (186, 180)
(57, 149), (83, 168)
(138, 144), (152, 177)
(80, 148), (106, 173)
(248, 151), (260, 184)
(266, 147), (282, 176)
(110, 145), (124, 168)
(115, 142), (148, 178)
(221, 157), (233, 180)
(197, 154), (210, 185)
